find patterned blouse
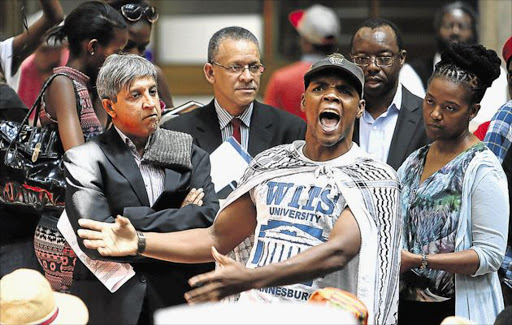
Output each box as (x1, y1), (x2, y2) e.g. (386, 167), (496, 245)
(39, 66), (103, 140)
(400, 142), (486, 302)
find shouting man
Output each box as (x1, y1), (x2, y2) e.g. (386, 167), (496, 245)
(78, 54), (401, 324)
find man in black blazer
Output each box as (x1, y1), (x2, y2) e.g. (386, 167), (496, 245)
(350, 18), (428, 170)
(163, 26), (306, 158)
(64, 54), (219, 324)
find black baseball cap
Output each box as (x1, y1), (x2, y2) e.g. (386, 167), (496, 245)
(304, 53), (364, 97)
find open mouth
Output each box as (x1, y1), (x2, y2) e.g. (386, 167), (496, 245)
(319, 111), (340, 132)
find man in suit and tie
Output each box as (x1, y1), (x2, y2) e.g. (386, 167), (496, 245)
(63, 54), (219, 325)
(163, 26), (306, 158)
(350, 18), (429, 170)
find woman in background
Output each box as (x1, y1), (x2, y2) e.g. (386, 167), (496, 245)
(398, 43), (508, 324)
(108, 0), (174, 108)
(33, 1), (128, 293)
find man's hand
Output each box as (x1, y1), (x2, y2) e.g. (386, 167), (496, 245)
(77, 215), (138, 256)
(181, 188), (205, 207)
(184, 247), (254, 303)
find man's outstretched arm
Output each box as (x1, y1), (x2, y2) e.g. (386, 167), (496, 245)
(184, 207), (361, 303)
(78, 193), (257, 264)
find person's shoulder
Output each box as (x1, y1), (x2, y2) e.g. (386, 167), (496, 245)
(469, 144), (507, 182)
(254, 142), (296, 160)
(162, 103), (212, 130)
(493, 99), (512, 120)
(191, 142), (210, 160)
(475, 143), (503, 165)
(240, 142), (300, 181)
(401, 85), (423, 105)
(356, 156), (400, 181)
(65, 136), (102, 159)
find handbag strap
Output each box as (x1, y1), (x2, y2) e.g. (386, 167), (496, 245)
(31, 72), (83, 126)
(9, 72), (83, 147)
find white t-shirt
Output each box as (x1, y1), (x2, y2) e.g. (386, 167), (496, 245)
(239, 143), (360, 303)
(0, 37), (21, 90)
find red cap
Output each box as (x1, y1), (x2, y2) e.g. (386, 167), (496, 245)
(288, 5), (340, 45)
(288, 9), (305, 29)
(503, 36), (512, 65)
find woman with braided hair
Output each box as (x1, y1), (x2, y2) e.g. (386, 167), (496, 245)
(397, 43), (508, 324)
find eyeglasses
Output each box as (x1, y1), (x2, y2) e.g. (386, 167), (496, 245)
(120, 4), (159, 24)
(351, 54), (397, 67)
(211, 62), (265, 75)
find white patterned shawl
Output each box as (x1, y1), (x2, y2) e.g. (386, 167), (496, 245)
(218, 141), (401, 324)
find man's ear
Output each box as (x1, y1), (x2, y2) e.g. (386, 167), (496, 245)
(399, 49), (407, 67)
(357, 99), (365, 118)
(300, 93), (306, 112)
(102, 99), (116, 118)
(204, 63), (215, 84)
(87, 39), (98, 56)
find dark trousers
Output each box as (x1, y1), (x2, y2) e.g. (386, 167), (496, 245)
(398, 298), (455, 325)
(0, 237), (42, 278)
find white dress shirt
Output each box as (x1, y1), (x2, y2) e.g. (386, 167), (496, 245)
(359, 85), (402, 163)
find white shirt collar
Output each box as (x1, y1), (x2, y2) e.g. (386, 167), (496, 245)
(391, 84), (402, 111)
(362, 84), (402, 121)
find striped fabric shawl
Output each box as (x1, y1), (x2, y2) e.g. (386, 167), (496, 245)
(218, 141), (402, 325)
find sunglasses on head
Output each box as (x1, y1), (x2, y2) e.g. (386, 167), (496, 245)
(120, 4), (159, 24)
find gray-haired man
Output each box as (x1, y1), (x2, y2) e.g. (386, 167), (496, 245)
(64, 53), (219, 325)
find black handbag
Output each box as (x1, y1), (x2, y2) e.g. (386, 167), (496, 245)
(0, 73), (81, 214)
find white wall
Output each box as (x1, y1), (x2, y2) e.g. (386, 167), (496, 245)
(157, 14), (263, 64)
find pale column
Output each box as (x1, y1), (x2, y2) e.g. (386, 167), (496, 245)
(479, 0), (512, 64)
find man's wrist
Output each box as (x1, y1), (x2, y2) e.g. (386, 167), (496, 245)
(136, 231), (146, 256)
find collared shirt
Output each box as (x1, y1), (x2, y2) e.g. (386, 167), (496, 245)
(214, 99), (253, 151)
(359, 85), (402, 163)
(114, 126), (165, 206)
(484, 99), (512, 163)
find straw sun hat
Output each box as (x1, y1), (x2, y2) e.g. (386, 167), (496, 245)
(0, 269), (88, 325)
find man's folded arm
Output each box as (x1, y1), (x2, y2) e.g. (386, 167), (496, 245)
(124, 146), (219, 232)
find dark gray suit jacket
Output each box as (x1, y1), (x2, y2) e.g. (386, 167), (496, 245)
(353, 86), (429, 170)
(163, 100), (306, 157)
(64, 127), (219, 325)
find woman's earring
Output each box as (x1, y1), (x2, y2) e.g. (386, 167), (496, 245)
(90, 51), (95, 56)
